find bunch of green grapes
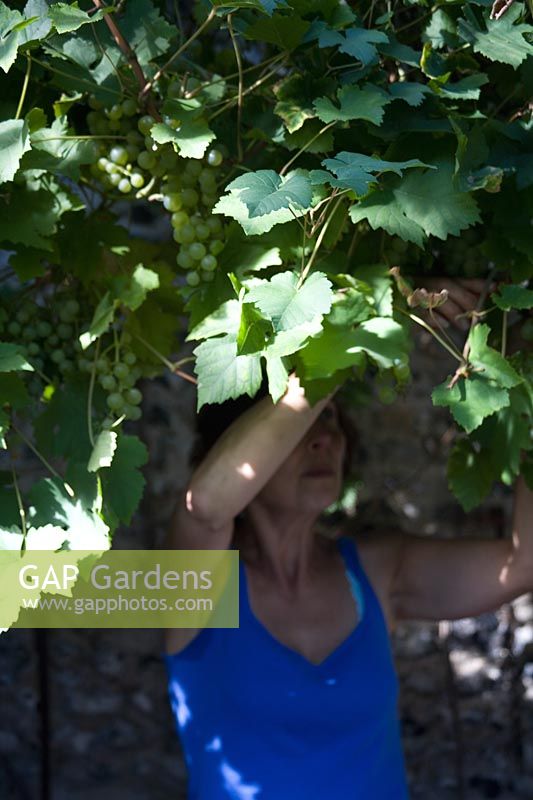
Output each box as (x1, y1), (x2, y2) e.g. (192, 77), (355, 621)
(86, 95), (228, 287)
(374, 359), (411, 405)
(77, 332), (143, 427)
(5, 296), (82, 393)
(165, 148), (226, 287)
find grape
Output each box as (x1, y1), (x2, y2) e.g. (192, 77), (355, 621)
(27, 342), (40, 356)
(201, 271), (215, 282)
(180, 188), (199, 208)
(51, 349), (66, 364)
(130, 173), (145, 189)
(195, 223), (210, 241)
(163, 193), (183, 212)
(47, 334), (59, 347)
(59, 359), (74, 373)
(107, 392), (125, 411)
(109, 173), (121, 187)
(121, 98), (138, 117)
(137, 151), (156, 170)
(159, 149), (179, 170)
(100, 374), (117, 391)
(118, 178), (132, 194)
(201, 254), (217, 271)
(78, 357), (92, 372)
(138, 115), (155, 136)
(36, 321), (52, 337)
(125, 387), (142, 405)
(171, 211), (189, 228)
(207, 148), (223, 167)
(113, 362), (130, 380)
(88, 95), (103, 111)
(206, 216), (222, 234)
(107, 104), (123, 121)
(95, 358), (109, 374)
(189, 242), (207, 261)
(174, 224), (195, 244)
(177, 251), (194, 270)
(109, 146), (129, 166)
(124, 405), (142, 421)
(57, 323), (73, 339)
(22, 325), (36, 341)
(186, 271), (201, 287)
(16, 308), (32, 324)
(63, 299), (80, 318)
(7, 321), (21, 336)
(393, 362), (410, 382)
(123, 351), (136, 366)
(209, 239), (225, 256)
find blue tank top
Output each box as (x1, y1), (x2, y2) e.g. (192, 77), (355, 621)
(163, 535), (410, 799)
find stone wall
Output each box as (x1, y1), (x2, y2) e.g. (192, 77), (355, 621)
(1, 325), (532, 800)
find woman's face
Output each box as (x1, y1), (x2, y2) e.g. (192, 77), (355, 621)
(251, 400), (347, 516)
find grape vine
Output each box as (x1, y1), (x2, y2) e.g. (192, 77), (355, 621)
(0, 0), (532, 629)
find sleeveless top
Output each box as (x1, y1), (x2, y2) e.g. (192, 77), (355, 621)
(163, 536), (410, 799)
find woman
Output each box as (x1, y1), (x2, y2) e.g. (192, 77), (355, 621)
(163, 279), (532, 800)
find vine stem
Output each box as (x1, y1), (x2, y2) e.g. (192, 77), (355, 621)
(140, 7), (217, 98)
(92, 0), (160, 118)
(30, 54), (121, 98)
(393, 306), (466, 362)
(501, 309), (508, 357)
(15, 55), (32, 120)
(10, 422), (75, 498)
(208, 56), (288, 121)
(131, 333), (198, 384)
(10, 459), (27, 541)
(298, 195), (343, 287)
(280, 122), (336, 176)
(87, 339), (100, 448)
(185, 51), (285, 100)
(227, 14), (244, 163)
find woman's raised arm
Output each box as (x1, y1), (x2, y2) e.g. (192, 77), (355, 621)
(165, 375), (336, 550)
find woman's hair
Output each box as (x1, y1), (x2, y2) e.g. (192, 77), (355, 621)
(189, 380), (363, 483)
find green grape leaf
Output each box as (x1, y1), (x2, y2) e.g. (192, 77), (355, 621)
(346, 316), (409, 369)
(314, 84), (391, 126)
(100, 434), (148, 525)
(79, 292), (116, 349)
(243, 13), (310, 49)
(349, 190), (426, 247)
(0, 342), (33, 372)
(388, 82), (432, 107)
(432, 373), (510, 433)
(221, 170), (313, 219)
(299, 322), (367, 379)
(430, 73), (489, 100)
(48, 2), (107, 34)
(327, 288), (375, 327)
(468, 324), (522, 388)
(318, 26), (389, 66)
(342, 265), (393, 316)
(23, 478), (111, 549)
(34, 379), (93, 462)
(448, 438), (497, 511)
(0, 3), (24, 72)
(19, 0), (52, 44)
(115, 264), (160, 311)
(8, 247), (46, 281)
(317, 152), (431, 197)
(193, 334), (263, 409)
(187, 299), (241, 341)
(273, 74), (335, 133)
(263, 353), (289, 403)
(237, 303), (274, 355)
(0, 119), (31, 183)
(351, 162), (480, 243)
(474, 388), (533, 485)
(423, 8), (459, 50)
(458, 5), (533, 68)
(0, 183), (82, 250)
(217, 226), (282, 278)
(246, 271), (332, 331)
(24, 116), (98, 180)
(212, 0), (288, 13)
(87, 430), (118, 473)
(151, 117), (215, 159)
(492, 284), (533, 310)
(0, 374), (30, 409)
(213, 189), (309, 235)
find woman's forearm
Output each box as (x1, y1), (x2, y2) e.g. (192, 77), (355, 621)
(186, 375), (335, 527)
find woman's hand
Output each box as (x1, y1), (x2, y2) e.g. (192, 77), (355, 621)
(411, 276), (495, 332)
